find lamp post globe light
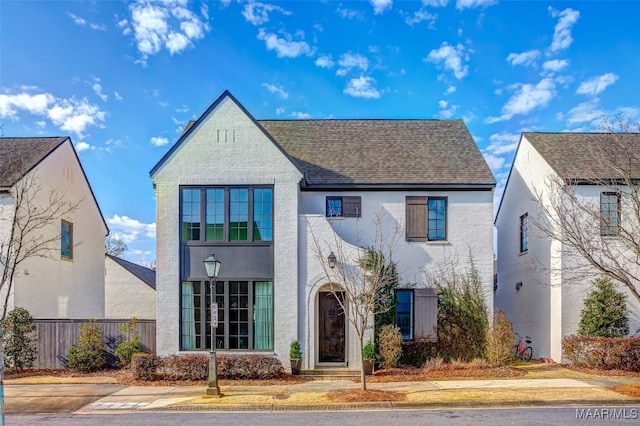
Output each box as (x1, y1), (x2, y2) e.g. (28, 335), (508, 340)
(203, 253), (222, 396)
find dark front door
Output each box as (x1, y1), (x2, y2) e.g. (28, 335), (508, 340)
(319, 292), (345, 362)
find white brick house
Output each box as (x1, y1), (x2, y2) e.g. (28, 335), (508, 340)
(0, 137), (108, 319)
(105, 254), (156, 320)
(495, 132), (640, 362)
(150, 91), (496, 369)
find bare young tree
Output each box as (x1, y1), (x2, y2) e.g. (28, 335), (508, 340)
(529, 116), (640, 305)
(308, 213), (401, 390)
(0, 158), (81, 320)
(105, 234), (128, 257)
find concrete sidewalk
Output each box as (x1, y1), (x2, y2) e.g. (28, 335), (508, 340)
(64, 376), (640, 413)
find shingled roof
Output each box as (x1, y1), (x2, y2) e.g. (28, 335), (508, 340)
(0, 137), (68, 187)
(107, 254), (156, 289)
(524, 132), (640, 180)
(259, 119), (495, 187)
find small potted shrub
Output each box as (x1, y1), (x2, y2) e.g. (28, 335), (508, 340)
(363, 340), (375, 375)
(289, 340), (302, 375)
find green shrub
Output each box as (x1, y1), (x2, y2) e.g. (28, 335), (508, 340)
(486, 309), (515, 366)
(363, 340), (375, 361)
(563, 335), (640, 371)
(67, 319), (107, 372)
(289, 340), (302, 360)
(114, 318), (142, 367)
(378, 324), (402, 368)
(578, 278), (629, 338)
(430, 258), (489, 361)
(1, 307), (37, 370)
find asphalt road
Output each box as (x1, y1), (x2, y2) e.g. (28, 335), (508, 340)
(7, 407), (640, 426)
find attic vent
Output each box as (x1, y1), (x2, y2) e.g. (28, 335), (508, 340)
(216, 130), (237, 143)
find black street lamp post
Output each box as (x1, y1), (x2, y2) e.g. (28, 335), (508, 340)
(203, 253), (222, 396)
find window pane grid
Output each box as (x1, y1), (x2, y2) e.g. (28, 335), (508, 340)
(428, 198), (446, 241)
(326, 197), (343, 217)
(206, 189), (225, 241)
(182, 188), (201, 241)
(396, 290), (414, 340)
(229, 281), (250, 349)
(230, 189), (249, 241)
(600, 193), (619, 236)
(253, 188), (273, 241)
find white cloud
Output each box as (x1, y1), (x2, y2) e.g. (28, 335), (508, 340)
(542, 59), (569, 72)
(336, 7), (365, 20)
(445, 85), (457, 95)
(315, 54), (334, 68)
(549, 7), (580, 53)
(405, 7), (438, 27)
(107, 215), (156, 244)
(486, 132), (520, 155)
(506, 50), (540, 67)
(482, 153), (505, 170)
(89, 23), (107, 31)
(336, 52), (368, 76)
(343, 76), (381, 99)
(257, 29), (311, 58)
(455, 0), (498, 10)
(175, 105), (189, 113)
(276, 107), (285, 115)
(291, 111), (311, 119)
(0, 89), (105, 138)
(114, 91), (123, 101)
(242, 1), (291, 25)
(262, 83), (289, 99)
(486, 78), (556, 123)
(150, 136), (169, 146)
(126, 0), (210, 58)
(75, 141), (92, 152)
(67, 12), (86, 26)
(565, 98), (605, 125)
(35, 120), (47, 128)
(424, 42), (471, 80)
(576, 73), (619, 96)
(92, 83), (108, 102)
(370, 0), (393, 15)
(438, 100), (458, 119)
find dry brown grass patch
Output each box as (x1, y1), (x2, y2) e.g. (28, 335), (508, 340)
(612, 384), (640, 399)
(327, 389), (405, 403)
(368, 365), (524, 382)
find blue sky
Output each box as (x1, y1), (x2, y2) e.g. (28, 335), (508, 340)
(2, 0), (639, 266)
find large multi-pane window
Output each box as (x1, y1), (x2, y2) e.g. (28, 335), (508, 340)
(181, 280), (273, 351)
(600, 192), (620, 236)
(427, 198), (447, 241)
(181, 186), (273, 243)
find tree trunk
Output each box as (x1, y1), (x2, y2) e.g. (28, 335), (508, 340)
(1, 325), (5, 425)
(359, 337), (366, 391)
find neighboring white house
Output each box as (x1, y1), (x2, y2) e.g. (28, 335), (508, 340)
(495, 132), (640, 362)
(150, 91), (496, 369)
(105, 254), (156, 320)
(0, 137), (108, 319)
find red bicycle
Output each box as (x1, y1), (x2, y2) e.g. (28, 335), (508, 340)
(512, 333), (533, 361)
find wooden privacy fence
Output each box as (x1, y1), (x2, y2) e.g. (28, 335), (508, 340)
(33, 319), (156, 369)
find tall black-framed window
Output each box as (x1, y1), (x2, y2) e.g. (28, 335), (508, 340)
(520, 213), (529, 253)
(427, 197), (447, 241)
(181, 280), (273, 351)
(61, 220), (73, 260)
(600, 192), (620, 236)
(181, 186), (273, 243)
(395, 290), (414, 340)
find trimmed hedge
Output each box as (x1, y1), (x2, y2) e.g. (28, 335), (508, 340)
(563, 335), (640, 371)
(132, 353), (284, 381)
(399, 339), (437, 367)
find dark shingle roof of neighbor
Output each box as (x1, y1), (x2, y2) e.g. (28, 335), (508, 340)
(107, 254), (156, 290)
(0, 137), (68, 187)
(258, 119), (496, 186)
(524, 132), (640, 179)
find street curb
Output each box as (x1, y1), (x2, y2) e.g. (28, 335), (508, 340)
(153, 398), (640, 412)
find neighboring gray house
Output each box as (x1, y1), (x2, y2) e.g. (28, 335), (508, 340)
(0, 137), (108, 319)
(105, 254), (156, 320)
(150, 91), (496, 370)
(495, 132), (640, 362)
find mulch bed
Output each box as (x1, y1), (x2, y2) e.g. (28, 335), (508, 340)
(327, 389), (406, 402)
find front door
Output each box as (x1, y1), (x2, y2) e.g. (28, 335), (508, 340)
(319, 292), (345, 362)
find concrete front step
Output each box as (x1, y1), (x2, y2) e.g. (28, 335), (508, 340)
(300, 369), (361, 380)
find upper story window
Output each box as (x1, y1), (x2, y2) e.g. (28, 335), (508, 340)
(520, 213), (529, 253)
(405, 196), (448, 242)
(61, 220), (73, 260)
(600, 192), (620, 236)
(326, 196), (361, 218)
(181, 186), (273, 243)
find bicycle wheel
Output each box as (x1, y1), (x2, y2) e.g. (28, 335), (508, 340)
(512, 345), (519, 359)
(523, 346), (533, 362)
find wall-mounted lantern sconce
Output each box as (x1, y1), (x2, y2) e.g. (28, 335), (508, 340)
(515, 281), (523, 291)
(328, 252), (336, 269)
